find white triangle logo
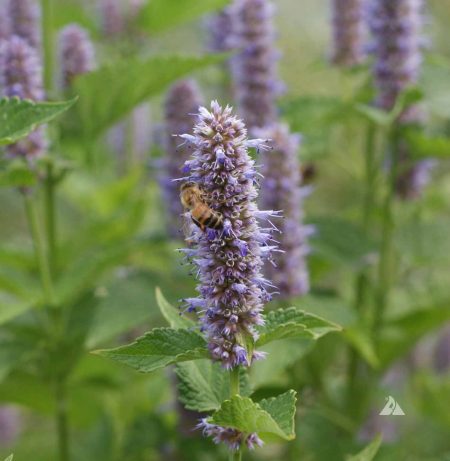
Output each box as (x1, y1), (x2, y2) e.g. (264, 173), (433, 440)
(379, 396), (405, 416)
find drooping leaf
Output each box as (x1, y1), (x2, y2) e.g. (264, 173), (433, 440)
(94, 328), (208, 373)
(256, 307), (340, 347)
(0, 97), (76, 145)
(346, 435), (382, 461)
(379, 301), (450, 367)
(70, 54), (226, 141)
(156, 287), (194, 329)
(310, 216), (376, 268)
(210, 390), (297, 442)
(175, 359), (251, 412)
(86, 275), (159, 348)
(138, 0), (230, 34)
(343, 326), (379, 368)
(404, 129), (450, 159)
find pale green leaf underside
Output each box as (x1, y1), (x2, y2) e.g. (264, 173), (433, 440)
(0, 97), (76, 145)
(4, 455), (13, 461)
(210, 390), (297, 441)
(256, 307), (341, 347)
(71, 54), (226, 140)
(175, 359), (251, 412)
(347, 435), (382, 461)
(156, 287), (194, 329)
(93, 327), (208, 373)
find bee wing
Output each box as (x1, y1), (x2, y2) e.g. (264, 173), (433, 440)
(181, 212), (197, 243)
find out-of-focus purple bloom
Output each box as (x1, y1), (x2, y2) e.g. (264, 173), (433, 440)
(207, 7), (235, 53)
(256, 123), (312, 298)
(369, 0), (423, 114)
(162, 80), (202, 238)
(396, 157), (436, 200)
(0, 35), (46, 159)
(330, 0), (366, 67)
(434, 326), (450, 373)
(58, 24), (96, 89)
(0, 1), (11, 40)
(0, 406), (21, 447)
(6, 0), (41, 49)
(99, 0), (125, 37)
(179, 101), (277, 369)
(369, 0), (434, 199)
(197, 418), (264, 451)
(231, 0), (281, 129)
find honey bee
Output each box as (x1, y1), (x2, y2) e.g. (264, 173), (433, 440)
(180, 182), (223, 231)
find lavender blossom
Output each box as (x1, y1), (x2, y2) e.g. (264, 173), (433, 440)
(0, 406), (21, 447)
(0, 0), (10, 41)
(0, 35), (46, 159)
(207, 7), (235, 53)
(197, 418), (264, 451)
(6, 0), (41, 49)
(434, 326), (450, 373)
(257, 123), (312, 297)
(369, 0), (423, 114)
(330, 0), (366, 67)
(99, 0), (125, 37)
(162, 80), (202, 238)
(369, 0), (434, 199)
(179, 101), (277, 369)
(58, 24), (96, 89)
(231, 0), (281, 129)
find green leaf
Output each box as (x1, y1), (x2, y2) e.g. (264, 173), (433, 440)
(0, 97), (76, 145)
(347, 435), (382, 461)
(175, 359), (251, 412)
(379, 301), (450, 367)
(343, 327), (379, 369)
(210, 390), (297, 442)
(94, 328), (208, 373)
(70, 54), (225, 140)
(310, 216), (376, 268)
(4, 455), (13, 461)
(138, 0), (230, 34)
(256, 307), (341, 347)
(86, 275), (159, 348)
(404, 130), (450, 159)
(0, 162), (38, 187)
(156, 287), (194, 329)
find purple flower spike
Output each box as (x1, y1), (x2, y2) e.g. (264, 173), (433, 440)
(58, 24), (96, 89)
(0, 406), (21, 447)
(369, 0), (434, 199)
(207, 7), (235, 53)
(6, 0), (41, 49)
(0, 35), (47, 159)
(197, 418), (264, 451)
(179, 101), (277, 369)
(369, 0), (423, 115)
(257, 123), (311, 298)
(231, 0), (281, 129)
(99, 0), (125, 37)
(162, 80), (202, 238)
(330, 0), (366, 67)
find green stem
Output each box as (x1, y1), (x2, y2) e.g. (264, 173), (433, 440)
(230, 367), (240, 397)
(55, 378), (70, 461)
(23, 193), (55, 306)
(347, 124), (377, 412)
(45, 163), (57, 276)
(229, 367), (242, 461)
(41, 0), (54, 93)
(375, 128), (400, 339)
